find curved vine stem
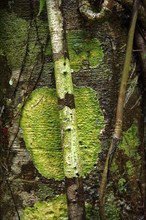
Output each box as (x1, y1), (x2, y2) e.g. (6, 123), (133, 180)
(99, 0), (140, 219)
(79, 0), (114, 21)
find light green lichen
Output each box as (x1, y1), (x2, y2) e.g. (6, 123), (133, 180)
(54, 57), (73, 99)
(20, 87), (104, 180)
(67, 30), (103, 72)
(59, 107), (81, 178)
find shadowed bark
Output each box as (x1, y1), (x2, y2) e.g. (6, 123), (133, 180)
(135, 26), (146, 220)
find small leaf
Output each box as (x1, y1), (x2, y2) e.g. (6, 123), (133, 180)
(38, 0), (46, 16)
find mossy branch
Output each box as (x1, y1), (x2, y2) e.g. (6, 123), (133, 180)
(99, 0), (140, 219)
(79, 0), (114, 21)
(46, 0), (85, 219)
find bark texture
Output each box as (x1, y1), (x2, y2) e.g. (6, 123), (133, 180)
(0, 0), (143, 219)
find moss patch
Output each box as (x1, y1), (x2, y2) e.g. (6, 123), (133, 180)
(111, 121), (140, 183)
(21, 194), (119, 220)
(119, 123), (139, 157)
(0, 10), (49, 71)
(21, 195), (67, 220)
(0, 10), (28, 69)
(21, 195), (93, 220)
(119, 122), (140, 176)
(20, 87), (104, 180)
(67, 30), (103, 72)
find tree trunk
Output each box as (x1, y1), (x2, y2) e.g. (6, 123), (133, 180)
(0, 0), (144, 219)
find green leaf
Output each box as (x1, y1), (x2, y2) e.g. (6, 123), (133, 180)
(38, 0), (46, 16)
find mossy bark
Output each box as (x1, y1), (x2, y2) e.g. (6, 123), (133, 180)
(0, 0), (143, 219)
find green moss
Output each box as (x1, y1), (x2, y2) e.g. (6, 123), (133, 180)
(0, 10), (28, 69)
(20, 87), (104, 180)
(75, 87), (104, 174)
(21, 193), (120, 219)
(111, 122), (140, 178)
(21, 195), (68, 220)
(21, 194), (99, 220)
(0, 12), (103, 73)
(119, 123), (139, 157)
(119, 122), (140, 176)
(67, 30), (103, 72)
(36, 183), (55, 200)
(0, 10), (49, 70)
(118, 178), (127, 193)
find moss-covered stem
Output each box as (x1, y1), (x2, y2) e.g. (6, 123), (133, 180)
(46, 1), (85, 219)
(99, 1), (140, 219)
(79, 0), (113, 21)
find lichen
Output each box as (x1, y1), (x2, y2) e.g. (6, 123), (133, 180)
(20, 87), (104, 180)
(67, 30), (103, 72)
(54, 57), (73, 98)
